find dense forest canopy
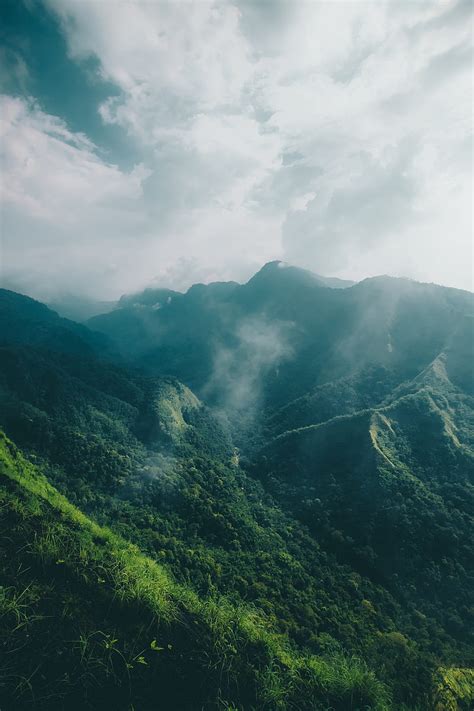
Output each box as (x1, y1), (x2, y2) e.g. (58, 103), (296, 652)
(0, 262), (473, 710)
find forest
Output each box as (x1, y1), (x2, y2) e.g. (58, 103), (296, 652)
(0, 262), (473, 710)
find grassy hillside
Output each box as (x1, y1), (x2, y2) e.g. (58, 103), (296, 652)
(1, 342), (469, 707)
(1, 275), (473, 710)
(0, 431), (391, 711)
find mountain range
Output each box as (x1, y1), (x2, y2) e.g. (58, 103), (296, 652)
(0, 261), (473, 710)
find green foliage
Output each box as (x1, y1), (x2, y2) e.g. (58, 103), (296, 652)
(433, 667), (474, 710)
(0, 274), (473, 710)
(255, 382), (474, 662)
(0, 432), (390, 711)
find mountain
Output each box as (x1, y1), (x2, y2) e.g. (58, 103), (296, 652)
(0, 266), (473, 710)
(1, 431), (393, 711)
(47, 293), (117, 322)
(255, 372), (474, 630)
(0, 289), (114, 358)
(88, 261), (473, 424)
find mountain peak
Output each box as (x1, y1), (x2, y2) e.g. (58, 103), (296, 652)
(249, 261), (354, 290)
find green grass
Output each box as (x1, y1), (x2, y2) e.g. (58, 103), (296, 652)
(0, 430), (391, 710)
(433, 667), (474, 711)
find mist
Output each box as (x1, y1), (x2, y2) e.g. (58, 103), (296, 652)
(204, 317), (294, 419)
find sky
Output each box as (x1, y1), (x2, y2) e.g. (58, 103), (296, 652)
(0, 0), (472, 300)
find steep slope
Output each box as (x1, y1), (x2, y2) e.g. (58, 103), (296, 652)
(0, 289), (114, 358)
(0, 343), (429, 670)
(2, 290), (472, 708)
(264, 365), (400, 438)
(0, 431), (392, 711)
(253, 365), (474, 661)
(88, 264), (473, 416)
(2, 272), (473, 709)
(0, 344), (233, 482)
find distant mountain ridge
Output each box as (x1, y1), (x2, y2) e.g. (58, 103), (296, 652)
(0, 288), (115, 357)
(0, 263), (473, 710)
(87, 261), (473, 409)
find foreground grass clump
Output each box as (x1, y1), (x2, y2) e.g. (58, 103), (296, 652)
(0, 431), (390, 710)
(433, 667), (474, 711)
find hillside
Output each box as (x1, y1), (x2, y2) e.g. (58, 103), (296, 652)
(88, 262), (473, 413)
(1, 431), (395, 711)
(0, 340), (444, 703)
(0, 289), (114, 358)
(255, 385), (474, 634)
(0, 268), (473, 710)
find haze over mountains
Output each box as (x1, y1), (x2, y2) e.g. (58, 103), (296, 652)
(1, 0), (472, 706)
(0, 261), (473, 710)
(87, 261), (473, 409)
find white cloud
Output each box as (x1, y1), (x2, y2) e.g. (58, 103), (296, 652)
(46, 0), (254, 136)
(255, 0), (473, 289)
(0, 95), (150, 298)
(0, 94), (281, 299)
(1, 95), (147, 217)
(2, 0), (473, 297)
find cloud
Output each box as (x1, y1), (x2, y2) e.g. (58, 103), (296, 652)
(45, 0), (255, 147)
(255, 0), (473, 289)
(205, 316), (293, 415)
(0, 92), (281, 299)
(0, 95), (150, 298)
(1, 0), (472, 297)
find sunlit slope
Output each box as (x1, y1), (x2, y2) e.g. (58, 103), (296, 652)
(0, 342), (429, 674)
(255, 367), (474, 658)
(0, 431), (394, 711)
(0, 343), (233, 470)
(1, 276), (473, 709)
